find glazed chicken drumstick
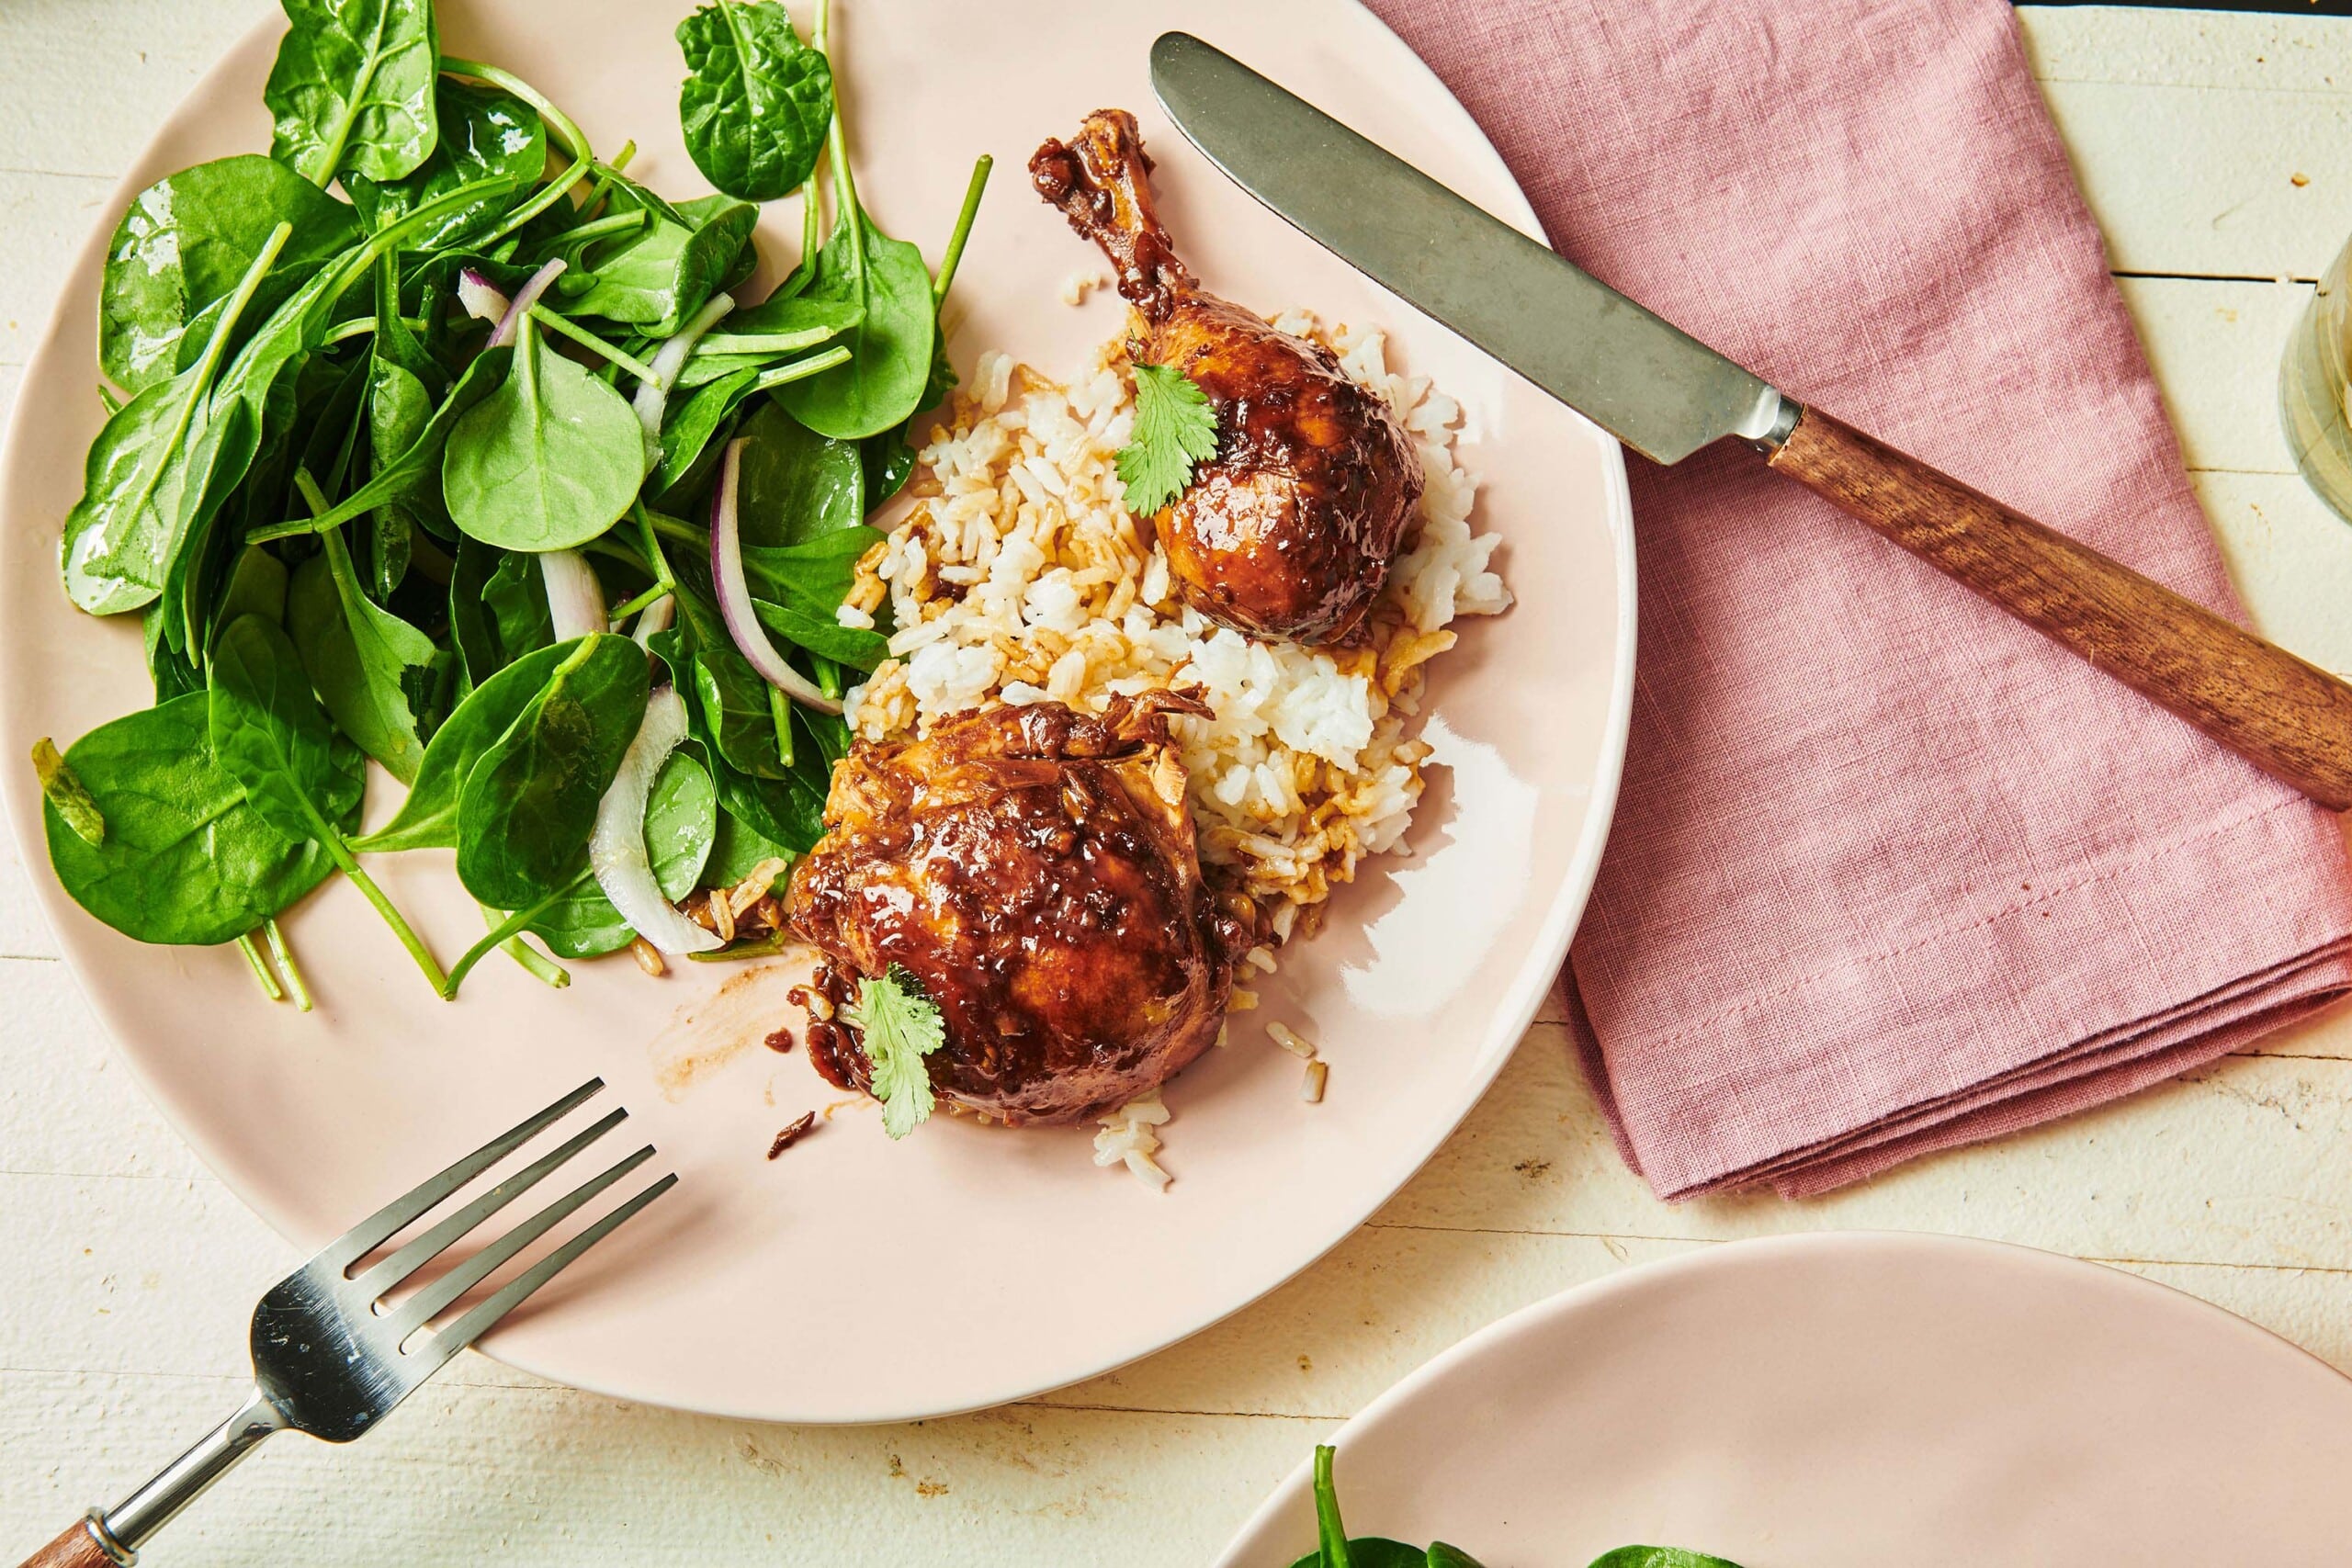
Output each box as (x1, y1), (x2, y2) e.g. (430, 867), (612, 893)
(1030, 108), (1424, 645)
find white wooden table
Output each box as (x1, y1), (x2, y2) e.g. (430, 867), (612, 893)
(7, 6), (2352, 1562)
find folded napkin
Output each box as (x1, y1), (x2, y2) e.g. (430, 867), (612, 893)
(1366, 0), (2352, 1196)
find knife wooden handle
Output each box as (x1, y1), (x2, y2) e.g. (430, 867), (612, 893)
(17, 1519), (115, 1568)
(1766, 404), (2352, 811)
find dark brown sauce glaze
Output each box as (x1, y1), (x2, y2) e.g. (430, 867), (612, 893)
(1030, 108), (1424, 646)
(785, 692), (1245, 1124)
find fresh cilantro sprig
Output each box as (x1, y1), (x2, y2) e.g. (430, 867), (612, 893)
(1116, 361), (1219, 516)
(847, 964), (948, 1139)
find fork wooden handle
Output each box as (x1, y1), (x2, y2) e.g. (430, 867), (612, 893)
(18, 1518), (117, 1568)
(1767, 405), (2352, 811)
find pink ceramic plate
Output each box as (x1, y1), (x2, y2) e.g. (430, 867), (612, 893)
(0, 0), (1632, 1421)
(1219, 1233), (2352, 1565)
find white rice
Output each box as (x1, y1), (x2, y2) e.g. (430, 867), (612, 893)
(840, 311), (1512, 1186)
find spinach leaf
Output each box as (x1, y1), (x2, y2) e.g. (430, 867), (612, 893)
(651, 614), (828, 852)
(345, 77), (543, 247)
(62, 225), (288, 615)
(265, 0), (440, 186)
(741, 524), (883, 612)
(675, 1), (831, 202)
(654, 366), (761, 494)
(259, 344), (509, 539)
(216, 545), (290, 634)
(448, 536), (504, 690)
(732, 399), (865, 544)
(444, 315), (644, 550)
(99, 155), (357, 394)
(772, 205), (936, 440)
(353, 637), (575, 852)
(456, 633), (650, 908)
(1583, 1552), (1747, 1568)
(527, 750), (716, 956)
(208, 615), (366, 844)
(701, 807), (792, 890)
(693, 641), (792, 780)
(1282, 1544), (1432, 1568)
(751, 593), (886, 670)
(366, 356), (429, 592)
(41, 693), (336, 946)
(483, 547), (557, 666)
(287, 527), (435, 784)
(566, 194), (759, 336)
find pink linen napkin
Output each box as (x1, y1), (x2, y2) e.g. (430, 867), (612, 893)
(1364, 0), (2352, 1197)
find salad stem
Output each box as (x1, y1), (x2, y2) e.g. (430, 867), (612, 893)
(769, 685), (797, 767)
(235, 932), (283, 1001)
(934, 154), (994, 304)
(319, 791), (449, 995)
(751, 345), (853, 392)
(482, 903), (571, 988)
(608, 581), (671, 624)
(446, 875), (586, 997)
(264, 919), (313, 1013)
(528, 305), (660, 381)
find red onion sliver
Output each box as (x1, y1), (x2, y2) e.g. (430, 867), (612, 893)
(539, 548), (607, 640)
(710, 438), (841, 714)
(589, 687), (722, 955)
(457, 268), (511, 325)
(489, 257), (567, 348)
(634, 293), (736, 469)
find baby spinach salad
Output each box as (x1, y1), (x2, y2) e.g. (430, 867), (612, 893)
(1295, 1447), (1748, 1568)
(33, 0), (992, 1006)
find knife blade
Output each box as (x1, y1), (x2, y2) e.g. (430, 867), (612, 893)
(1148, 31), (1789, 464)
(1146, 30), (2352, 813)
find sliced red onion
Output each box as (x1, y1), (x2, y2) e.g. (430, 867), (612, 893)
(488, 258), (567, 348)
(540, 548), (607, 639)
(631, 592), (676, 649)
(456, 268), (511, 325)
(633, 293), (736, 468)
(590, 687), (721, 955)
(710, 437), (841, 714)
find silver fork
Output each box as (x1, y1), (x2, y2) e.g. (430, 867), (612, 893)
(17, 1078), (673, 1568)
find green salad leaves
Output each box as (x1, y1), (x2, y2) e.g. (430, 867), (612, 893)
(1117, 362), (1219, 516)
(1291, 1447), (1749, 1568)
(37, 0), (992, 1014)
(676, 1), (833, 202)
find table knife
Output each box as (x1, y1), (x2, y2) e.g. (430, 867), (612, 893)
(1148, 31), (2352, 812)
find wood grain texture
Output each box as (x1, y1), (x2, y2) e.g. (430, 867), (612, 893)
(16, 1520), (111, 1568)
(1769, 404), (2352, 808)
(9, 6), (2352, 1568)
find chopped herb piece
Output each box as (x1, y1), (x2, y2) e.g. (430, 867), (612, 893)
(847, 964), (947, 1139)
(1116, 361), (1219, 516)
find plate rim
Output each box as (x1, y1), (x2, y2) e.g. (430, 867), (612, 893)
(0, 0), (1637, 1423)
(1210, 1229), (2352, 1564)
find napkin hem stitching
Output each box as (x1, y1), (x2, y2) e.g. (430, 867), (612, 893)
(1630, 794), (2322, 1054)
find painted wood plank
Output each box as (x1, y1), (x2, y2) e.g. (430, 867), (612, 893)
(0, 1367), (1314, 1568)
(2020, 5), (2352, 95)
(1384, 1021), (2352, 1272)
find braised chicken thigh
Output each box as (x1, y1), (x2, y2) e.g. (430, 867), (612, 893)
(785, 692), (1243, 1124)
(1030, 109), (1424, 645)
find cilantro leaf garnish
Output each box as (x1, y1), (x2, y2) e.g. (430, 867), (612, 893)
(847, 964), (947, 1139)
(1116, 361), (1219, 516)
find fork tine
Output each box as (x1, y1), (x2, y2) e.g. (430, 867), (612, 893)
(349, 1107), (629, 1301)
(405, 1170), (678, 1377)
(387, 1144), (657, 1340)
(319, 1077), (606, 1272)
